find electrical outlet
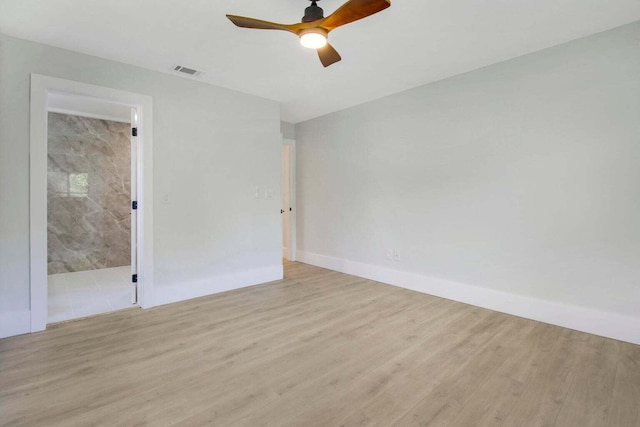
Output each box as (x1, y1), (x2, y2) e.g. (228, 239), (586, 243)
(385, 249), (393, 260)
(393, 250), (400, 262)
(254, 186), (260, 199)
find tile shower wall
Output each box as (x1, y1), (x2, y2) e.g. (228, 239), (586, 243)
(47, 112), (131, 274)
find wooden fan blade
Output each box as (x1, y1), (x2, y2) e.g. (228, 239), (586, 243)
(318, 43), (342, 67)
(226, 15), (298, 34)
(321, 0), (390, 31)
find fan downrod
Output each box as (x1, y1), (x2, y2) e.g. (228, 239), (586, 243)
(302, 0), (324, 22)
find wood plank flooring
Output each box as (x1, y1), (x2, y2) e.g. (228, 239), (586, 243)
(1, 261), (638, 426)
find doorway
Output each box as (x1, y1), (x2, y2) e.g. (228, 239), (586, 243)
(282, 138), (296, 261)
(46, 94), (137, 323)
(29, 74), (154, 333)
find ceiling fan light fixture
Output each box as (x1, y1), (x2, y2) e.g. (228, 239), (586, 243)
(300, 29), (327, 49)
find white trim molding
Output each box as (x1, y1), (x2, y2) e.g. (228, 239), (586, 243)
(296, 250), (640, 345)
(29, 74), (155, 333)
(154, 265), (284, 307)
(47, 107), (131, 124)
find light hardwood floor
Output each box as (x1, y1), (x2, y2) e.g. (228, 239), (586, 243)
(1, 261), (639, 426)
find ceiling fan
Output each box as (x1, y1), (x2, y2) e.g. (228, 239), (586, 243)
(226, 0), (391, 67)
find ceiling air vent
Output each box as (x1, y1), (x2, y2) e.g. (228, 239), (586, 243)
(173, 65), (202, 77)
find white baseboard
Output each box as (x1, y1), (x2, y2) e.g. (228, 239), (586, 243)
(296, 250), (640, 345)
(0, 310), (31, 339)
(153, 265), (284, 307)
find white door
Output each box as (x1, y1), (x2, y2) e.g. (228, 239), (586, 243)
(130, 108), (138, 303)
(282, 145), (291, 259)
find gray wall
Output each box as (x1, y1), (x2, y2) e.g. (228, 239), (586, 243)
(281, 121), (295, 139)
(296, 23), (640, 322)
(0, 34), (282, 333)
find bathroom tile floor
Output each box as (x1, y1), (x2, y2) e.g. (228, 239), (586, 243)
(48, 266), (134, 324)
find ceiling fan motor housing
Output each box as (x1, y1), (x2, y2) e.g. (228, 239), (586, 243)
(302, 1), (324, 22)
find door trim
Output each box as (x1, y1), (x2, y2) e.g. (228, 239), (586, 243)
(29, 74), (155, 332)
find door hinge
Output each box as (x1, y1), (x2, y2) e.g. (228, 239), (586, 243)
(132, 274), (138, 283)
(132, 201), (138, 210)
(132, 127), (138, 137)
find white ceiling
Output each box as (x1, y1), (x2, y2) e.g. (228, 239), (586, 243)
(1, 1), (640, 123)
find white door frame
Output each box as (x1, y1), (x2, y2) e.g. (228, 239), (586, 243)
(130, 108), (139, 304)
(282, 138), (296, 261)
(29, 74), (155, 332)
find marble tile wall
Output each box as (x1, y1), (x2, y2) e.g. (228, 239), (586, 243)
(47, 112), (131, 274)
